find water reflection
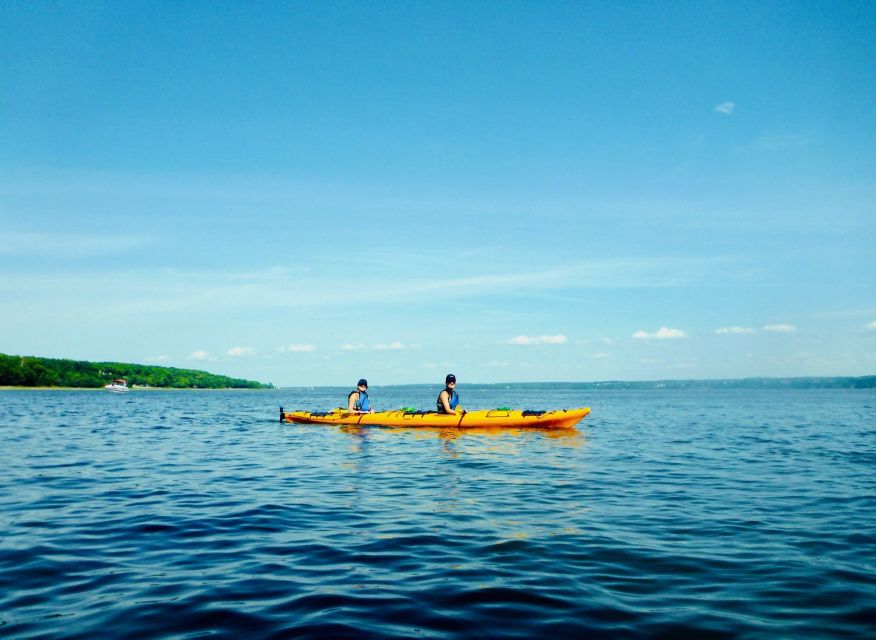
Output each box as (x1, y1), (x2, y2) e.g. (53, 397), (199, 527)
(338, 424), (370, 445)
(336, 423), (582, 450)
(379, 425), (583, 441)
(403, 427), (583, 463)
(336, 423), (584, 462)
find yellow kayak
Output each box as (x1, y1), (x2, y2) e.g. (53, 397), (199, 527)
(280, 407), (590, 430)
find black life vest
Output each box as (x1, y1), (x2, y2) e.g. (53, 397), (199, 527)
(436, 388), (459, 413)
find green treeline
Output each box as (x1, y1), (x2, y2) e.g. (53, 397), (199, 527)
(0, 353), (273, 389)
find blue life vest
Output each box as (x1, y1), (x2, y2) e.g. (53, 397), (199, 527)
(436, 388), (459, 413)
(349, 390), (370, 411)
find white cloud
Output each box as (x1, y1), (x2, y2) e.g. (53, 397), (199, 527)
(373, 342), (406, 351)
(508, 334), (568, 346)
(865, 321), (876, 330)
(763, 324), (797, 334)
(340, 342), (416, 351)
(227, 346), (254, 357)
(280, 344), (315, 353)
(341, 341), (408, 351)
(715, 101), (735, 115)
(145, 355), (171, 362)
(633, 327), (688, 340)
(593, 353), (610, 359)
(189, 350), (210, 360)
(715, 326), (756, 335)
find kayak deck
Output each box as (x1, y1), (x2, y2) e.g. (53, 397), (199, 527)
(281, 407), (590, 430)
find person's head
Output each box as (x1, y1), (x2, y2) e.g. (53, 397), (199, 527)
(357, 378), (368, 390)
(445, 373), (456, 387)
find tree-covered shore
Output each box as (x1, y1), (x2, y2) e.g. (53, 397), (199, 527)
(0, 354), (273, 389)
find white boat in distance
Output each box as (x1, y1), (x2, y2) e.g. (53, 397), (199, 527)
(105, 379), (129, 393)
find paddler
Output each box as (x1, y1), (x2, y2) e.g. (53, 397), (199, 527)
(347, 378), (374, 414)
(436, 373), (461, 414)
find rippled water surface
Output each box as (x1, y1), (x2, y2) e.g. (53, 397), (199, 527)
(1, 386), (875, 638)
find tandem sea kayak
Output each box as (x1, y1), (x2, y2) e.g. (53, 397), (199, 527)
(280, 407), (591, 430)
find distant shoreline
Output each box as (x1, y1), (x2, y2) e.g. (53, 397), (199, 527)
(0, 353), (273, 389)
(285, 376), (876, 390)
(5, 375), (874, 391)
(0, 386), (276, 391)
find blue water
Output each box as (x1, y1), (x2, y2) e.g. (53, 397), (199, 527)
(1, 386), (874, 638)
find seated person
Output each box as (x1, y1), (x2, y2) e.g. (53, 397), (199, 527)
(347, 378), (374, 414)
(436, 373), (461, 414)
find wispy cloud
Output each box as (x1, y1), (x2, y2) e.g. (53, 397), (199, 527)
(508, 335), (568, 346)
(763, 324), (797, 334)
(189, 350), (210, 360)
(280, 344), (316, 352)
(573, 337), (615, 346)
(0, 231), (147, 257)
(145, 355), (171, 362)
(864, 321), (876, 331)
(633, 327), (688, 340)
(815, 308), (876, 320)
(1, 255), (744, 317)
(715, 326), (756, 335)
(714, 101), (735, 115)
(755, 132), (808, 150)
(227, 265), (311, 282)
(341, 342), (417, 351)
(227, 346), (254, 357)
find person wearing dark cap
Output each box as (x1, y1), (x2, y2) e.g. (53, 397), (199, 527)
(436, 374), (461, 414)
(347, 379), (373, 414)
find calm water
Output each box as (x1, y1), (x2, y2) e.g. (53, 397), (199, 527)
(1, 386), (874, 639)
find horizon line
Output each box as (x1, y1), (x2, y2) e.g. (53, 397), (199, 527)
(277, 374), (876, 389)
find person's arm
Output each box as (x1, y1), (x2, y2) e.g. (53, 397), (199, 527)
(348, 392), (358, 412)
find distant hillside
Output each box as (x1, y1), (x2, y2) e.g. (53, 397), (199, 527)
(492, 376), (876, 390)
(586, 376), (876, 389)
(0, 353), (273, 389)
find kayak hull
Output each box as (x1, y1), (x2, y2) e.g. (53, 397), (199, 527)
(281, 407), (590, 430)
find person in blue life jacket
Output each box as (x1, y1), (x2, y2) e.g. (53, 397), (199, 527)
(348, 379), (374, 414)
(436, 374), (462, 414)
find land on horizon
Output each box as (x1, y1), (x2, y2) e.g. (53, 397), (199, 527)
(0, 353), (273, 389)
(279, 376), (876, 390)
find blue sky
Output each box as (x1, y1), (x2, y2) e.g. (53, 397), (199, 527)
(1, 1), (875, 386)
